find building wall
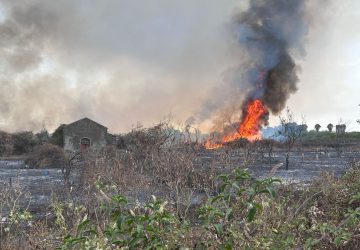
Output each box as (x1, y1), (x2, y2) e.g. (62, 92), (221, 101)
(63, 118), (108, 152)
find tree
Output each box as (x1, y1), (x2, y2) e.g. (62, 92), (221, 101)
(315, 124), (321, 132)
(279, 108), (307, 170)
(335, 124), (346, 135)
(35, 129), (50, 143)
(327, 123), (334, 132)
(13, 132), (36, 155)
(50, 124), (66, 147)
(0, 131), (12, 156)
(334, 121), (347, 158)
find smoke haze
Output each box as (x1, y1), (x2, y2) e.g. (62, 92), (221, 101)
(0, 0), (359, 133)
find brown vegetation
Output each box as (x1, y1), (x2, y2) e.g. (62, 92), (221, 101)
(0, 131), (38, 156)
(24, 143), (66, 169)
(0, 131), (13, 156)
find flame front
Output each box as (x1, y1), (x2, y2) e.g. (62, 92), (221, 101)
(205, 99), (268, 149)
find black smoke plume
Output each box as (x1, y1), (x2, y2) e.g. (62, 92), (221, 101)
(235, 0), (308, 115)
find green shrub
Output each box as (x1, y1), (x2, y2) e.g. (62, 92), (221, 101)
(58, 195), (186, 250)
(198, 168), (281, 249)
(56, 168), (281, 249)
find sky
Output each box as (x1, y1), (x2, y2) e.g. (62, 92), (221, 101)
(287, 1), (360, 131)
(0, 0), (359, 133)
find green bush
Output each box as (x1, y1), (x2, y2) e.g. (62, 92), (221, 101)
(55, 169), (280, 249)
(197, 169), (280, 249)
(58, 195), (186, 250)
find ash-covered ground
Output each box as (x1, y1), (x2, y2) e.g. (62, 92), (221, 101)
(198, 149), (358, 183)
(1, 148), (359, 218)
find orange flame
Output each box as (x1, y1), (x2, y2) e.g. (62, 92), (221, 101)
(204, 99), (268, 149)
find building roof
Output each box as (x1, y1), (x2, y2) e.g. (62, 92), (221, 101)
(65, 117), (107, 130)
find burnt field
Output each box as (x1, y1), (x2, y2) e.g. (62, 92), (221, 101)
(1, 145), (359, 216)
(1, 140), (360, 249)
(198, 147), (360, 182)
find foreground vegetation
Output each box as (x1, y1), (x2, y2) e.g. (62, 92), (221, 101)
(1, 158), (359, 249)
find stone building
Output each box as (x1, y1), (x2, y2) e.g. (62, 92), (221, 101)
(63, 118), (109, 152)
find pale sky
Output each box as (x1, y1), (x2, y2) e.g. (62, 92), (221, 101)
(286, 1), (360, 131)
(0, 0), (359, 133)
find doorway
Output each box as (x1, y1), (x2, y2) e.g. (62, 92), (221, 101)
(80, 137), (91, 152)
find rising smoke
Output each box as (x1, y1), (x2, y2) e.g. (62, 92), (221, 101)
(235, 0), (308, 114)
(198, 0), (311, 132)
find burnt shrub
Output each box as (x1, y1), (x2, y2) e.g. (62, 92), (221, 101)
(25, 143), (66, 168)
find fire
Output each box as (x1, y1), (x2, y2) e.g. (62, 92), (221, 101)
(204, 99), (268, 149)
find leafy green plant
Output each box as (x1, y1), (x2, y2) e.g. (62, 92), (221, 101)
(41, 167), (360, 249)
(107, 195), (183, 249)
(198, 168), (281, 249)
(58, 194), (187, 249)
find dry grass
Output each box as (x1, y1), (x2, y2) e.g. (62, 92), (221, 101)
(25, 143), (66, 169)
